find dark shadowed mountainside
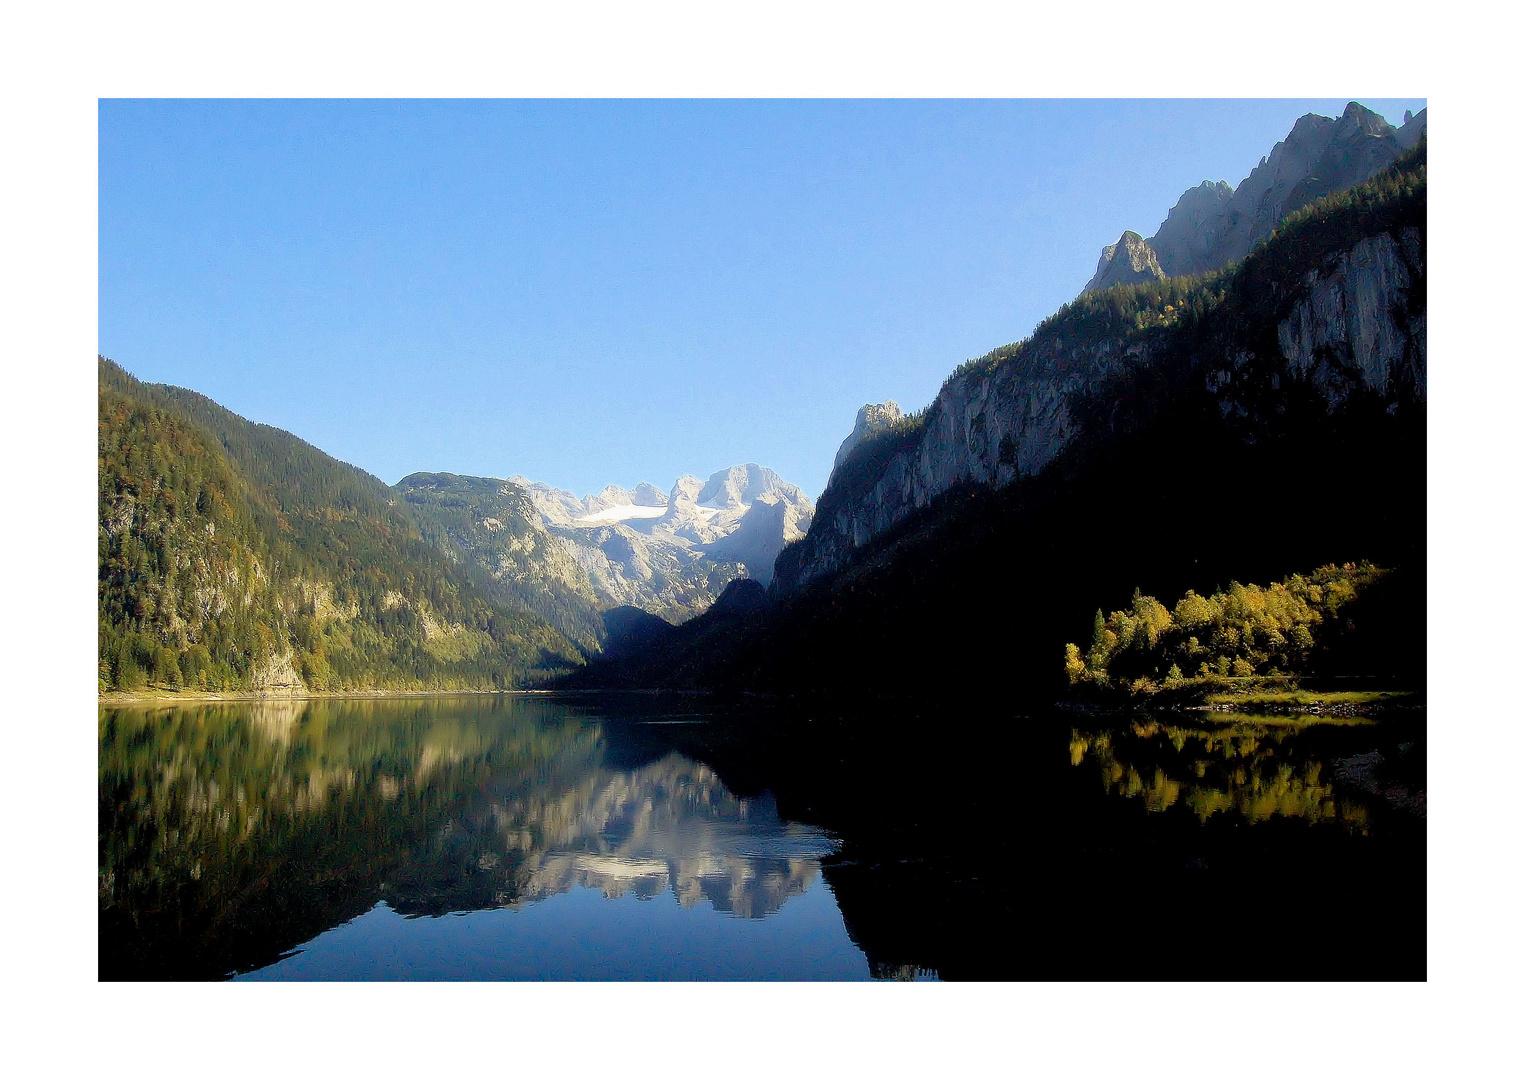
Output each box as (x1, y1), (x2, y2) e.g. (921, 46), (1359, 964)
(564, 141), (1426, 703)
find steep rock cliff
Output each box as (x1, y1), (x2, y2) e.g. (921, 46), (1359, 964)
(1147, 181), (1234, 277)
(705, 491), (814, 584)
(780, 152), (1425, 594)
(833, 401), (904, 474)
(1274, 227), (1426, 402)
(780, 324), (1161, 589)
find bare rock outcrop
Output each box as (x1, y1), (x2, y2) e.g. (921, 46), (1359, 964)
(789, 328), (1146, 587)
(1083, 230), (1167, 293)
(833, 401), (904, 474)
(1147, 181), (1234, 277)
(1275, 226), (1426, 403)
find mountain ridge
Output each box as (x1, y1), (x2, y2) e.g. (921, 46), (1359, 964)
(788, 137), (1426, 594)
(567, 139), (1426, 698)
(1084, 102), (1426, 293)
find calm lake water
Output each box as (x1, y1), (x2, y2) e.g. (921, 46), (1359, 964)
(99, 693), (1426, 980)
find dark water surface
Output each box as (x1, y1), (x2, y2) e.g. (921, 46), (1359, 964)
(99, 694), (1425, 980)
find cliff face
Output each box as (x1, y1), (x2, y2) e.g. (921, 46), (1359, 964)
(1273, 227), (1426, 403)
(833, 401), (904, 474)
(704, 491), (813, 585)
(1212, 103), (1414, 272)
(1147, 181), (1234, 277)
(782, 325), (1159, 589)
(780, 190), (1425, 593)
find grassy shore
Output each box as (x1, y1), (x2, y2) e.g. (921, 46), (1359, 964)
(1063, 677), (1421, 717)
(1201, 688), (1415, 708)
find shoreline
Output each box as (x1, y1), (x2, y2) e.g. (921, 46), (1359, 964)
(98, 687), (560, 705)
(1059, 689), (1421, 720)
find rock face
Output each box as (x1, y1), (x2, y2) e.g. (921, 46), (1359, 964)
(1083, 230), (1168, 293)
(833, 401), (904, 474)
(631, 482), (668, 507)
(552, 520), (746, 622)
(705, 490), (814, 582)
(648, 465), (814, 576)
(1274, 227), (1426, 403)
(785, 328), (1141, 589)
(781, 209), (1425, 593)
(1083, 102), (1426, 292)
(1146, 181), (1234, 278)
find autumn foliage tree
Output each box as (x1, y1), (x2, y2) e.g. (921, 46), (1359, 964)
(1066, 563), (1384, 693)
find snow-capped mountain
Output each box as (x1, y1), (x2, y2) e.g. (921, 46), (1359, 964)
(516, 464), (813, 597)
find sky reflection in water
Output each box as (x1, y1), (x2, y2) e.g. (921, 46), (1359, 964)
(99, 695), (869, 980)
(99, 695), (1423, 981)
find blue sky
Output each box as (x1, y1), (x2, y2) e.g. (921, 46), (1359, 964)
(99, 98), (1426, 499)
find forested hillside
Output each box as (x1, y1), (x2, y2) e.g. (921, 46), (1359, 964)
(393, 472), (607, 652)
(99, 359), (583, 694)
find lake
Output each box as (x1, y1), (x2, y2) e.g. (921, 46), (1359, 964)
(98, 693), (1426, 980)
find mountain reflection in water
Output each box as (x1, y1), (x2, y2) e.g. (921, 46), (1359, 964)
(98, 696), (850, 980)
(99, 695), (1424, 981)
(407, 751), (838, 919)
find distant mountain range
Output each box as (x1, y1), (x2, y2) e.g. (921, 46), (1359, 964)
(1084, 102), (1426, 293)
(395, 464), (813, 645)
(513, 462), (812, 591)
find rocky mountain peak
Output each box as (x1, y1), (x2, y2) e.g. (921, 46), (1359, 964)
(696, 463), (790, 510)
(832, 400), (904, 475)
(586, 485), (634, 514)
(1342, 100), (1390, 130)
(1395, 108), (1427, 150)
(1082, 230), (1166, 294)
(1082, 101), (1420, 289)
(631, 482), (667, 507)
(666, 475), (704, 509)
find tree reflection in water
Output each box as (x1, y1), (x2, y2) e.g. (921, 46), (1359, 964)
(99, 696), (839, 980)
(1069, 716), (1387, 829)
(99, 696), (1426, 981)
